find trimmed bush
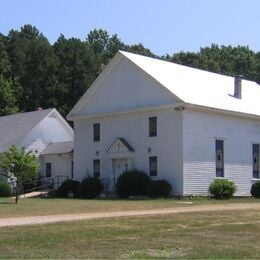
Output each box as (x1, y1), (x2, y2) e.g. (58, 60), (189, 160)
(56, 179), (80, 197)
(116, 169), (150, 198)
(208, 179), (236, 199)
(79, 177), (103, 199)
(0, 182), (11, 197)
(251, 181), (260, 198)
(147, 180), (172, 198)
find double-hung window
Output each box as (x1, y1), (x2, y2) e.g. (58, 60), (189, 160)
(93, 123), (100, 142)
(149, 117), (157, 137)
(253, 144), (259, 179)
(93, 159), (100, 178)
(46, 163), (52, 178)
(215, 140), (224, 177)
(149, 156), (157, 176)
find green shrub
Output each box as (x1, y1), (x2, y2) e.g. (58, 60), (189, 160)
(79, 177), (103, 199)
(116, 169), (150, 198)
(56, 179), (80, 197)
(251, 181), (260, 198)
(0, 182), (11, 197)
(147, 180), (172, 198)
(47, 190), (57, 198)
(208, 179), (236, 199)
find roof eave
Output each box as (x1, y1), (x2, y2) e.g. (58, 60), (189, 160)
(185, 103), (260, 120)
(67, 103), (182, 121)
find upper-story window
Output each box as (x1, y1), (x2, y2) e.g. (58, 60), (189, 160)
(93, 123), (100, 142)
(215, 140), (224, 177)
(253, 144), (259, 179)
(149, 117), (157, 137)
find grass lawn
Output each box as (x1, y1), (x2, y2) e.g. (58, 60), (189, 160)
(0, 208), (260, 259)
(0, 196), (258, 218)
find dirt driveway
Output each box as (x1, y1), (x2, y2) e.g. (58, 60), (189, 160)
(1, 202), (260, 228)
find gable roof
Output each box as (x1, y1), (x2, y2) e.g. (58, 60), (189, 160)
(0, 108), (72, 153)
(68, 50), (260, 120)
(41, 141), (74, 155)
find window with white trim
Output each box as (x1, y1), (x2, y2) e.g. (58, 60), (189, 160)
(149, 117), (157, 137)
(93, 159), (100, 178)
(215, 140), (224, 177)
(93, 123), (100, 142)
(46, 163), (52, 178)
(149, 156), (157, 176)
(253, 144), (259, 179)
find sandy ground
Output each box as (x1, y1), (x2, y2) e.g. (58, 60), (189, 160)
(0, 202), (260, 228)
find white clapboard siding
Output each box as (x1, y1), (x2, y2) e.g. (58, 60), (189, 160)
(74, 107), (184, 195)
(183, 109), (260, 196)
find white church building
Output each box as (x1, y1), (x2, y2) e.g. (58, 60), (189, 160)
(67, 51), (260, 196)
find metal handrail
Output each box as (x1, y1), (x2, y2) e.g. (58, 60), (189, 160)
(22, 175), (69, 196)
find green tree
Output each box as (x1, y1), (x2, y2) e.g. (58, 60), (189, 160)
(86, 29), (125, 74)
(0, 75), (18, 116)
(0, 38), (18, 115)
(53, 35), (96, 115)
(6, 25), (56, 112)
(0, 145), (39, 203)
(168, 44), (259, 82)
(124, 43), (156, 57)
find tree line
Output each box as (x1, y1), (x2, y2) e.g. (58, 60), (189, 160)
(0, 24), (259, 117)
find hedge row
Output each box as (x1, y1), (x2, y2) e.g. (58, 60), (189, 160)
(56, 177), (103, 199)
(116, 169), (172, 198)
(54, 172), (260, 200)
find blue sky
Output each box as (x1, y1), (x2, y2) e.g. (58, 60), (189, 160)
(1, 0), (259, 55)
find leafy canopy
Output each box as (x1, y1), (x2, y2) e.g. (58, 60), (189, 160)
(0, 145), (39, 182)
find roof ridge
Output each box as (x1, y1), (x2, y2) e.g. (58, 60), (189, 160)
(0, 108), (54, 119)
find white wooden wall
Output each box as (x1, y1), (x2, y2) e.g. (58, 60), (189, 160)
(183, 109), (260, 196)
(74, 108), (183, 195)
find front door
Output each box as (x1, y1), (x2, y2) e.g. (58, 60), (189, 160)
(113, 158), (129, 187)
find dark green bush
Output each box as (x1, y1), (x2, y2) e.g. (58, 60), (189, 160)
(147, 180), (172, 198)
(56, 179), (80, 197)
(47, 190), (57, 198)
(79, 177), (103, 199)
(208, 179), (236, 199)
(0, 182), (11, 197)
(251, 181), (260, 198)
(116, 169), (150, 198)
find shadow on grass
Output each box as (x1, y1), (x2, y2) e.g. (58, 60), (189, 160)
(0, 201), (13, 204)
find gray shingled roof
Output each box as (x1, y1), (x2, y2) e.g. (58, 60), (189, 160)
(0, 109), (54, 153)
(41, 141), (74, 155)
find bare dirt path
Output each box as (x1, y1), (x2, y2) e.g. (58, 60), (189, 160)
(0, 202), (260, 228)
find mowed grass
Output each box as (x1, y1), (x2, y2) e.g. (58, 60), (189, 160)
(0, 196), (258, 218)
(0, 197), (186, 218)
(0, 209), (260, 259)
